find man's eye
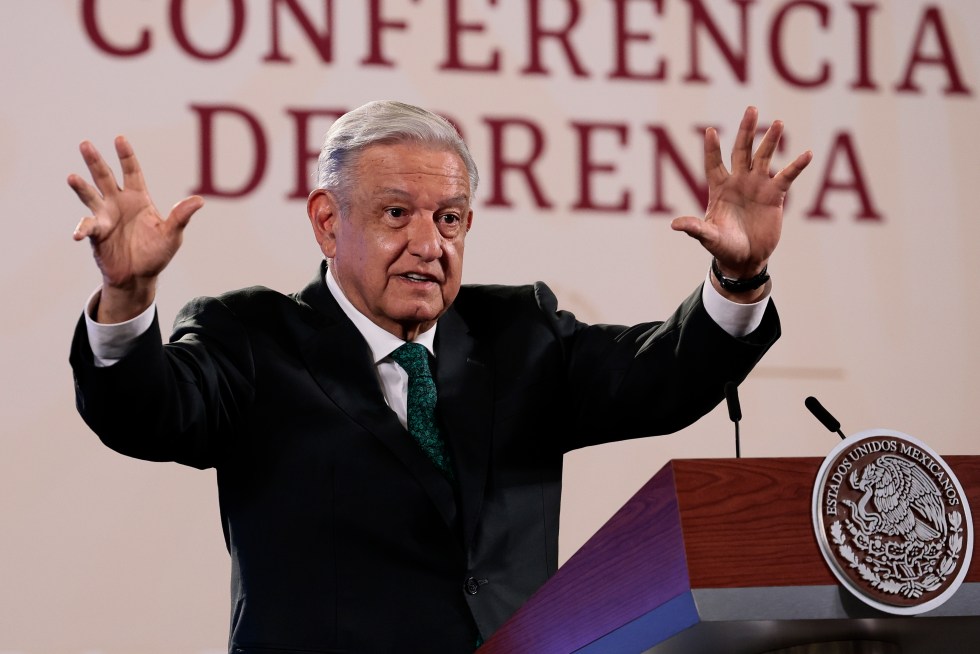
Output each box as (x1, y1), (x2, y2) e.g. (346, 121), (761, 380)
(386, 208), (406, 218)
(439, 213), (460, 224)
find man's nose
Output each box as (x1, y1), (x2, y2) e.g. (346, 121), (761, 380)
(407, 215), (443, 260)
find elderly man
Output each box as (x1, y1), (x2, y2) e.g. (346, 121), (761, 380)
(69, 101), (811, 653)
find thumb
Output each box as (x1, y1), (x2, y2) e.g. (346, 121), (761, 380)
(672, 216), (724, 253)
(73, 215), (100, 242)
(167, 195), (205, 232)
(671, 216), (706, 241)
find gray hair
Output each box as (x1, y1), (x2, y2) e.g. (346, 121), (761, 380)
(315, 101), (479, 212)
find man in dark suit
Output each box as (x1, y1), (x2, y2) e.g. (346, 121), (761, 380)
(69, 101), (811, 652)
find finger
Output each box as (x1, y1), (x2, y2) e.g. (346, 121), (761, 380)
(79, 140), (121, 198)
(731, 106), (758, 173)
(166, 195), (205, 232)
(67, 173), (106, 214)
(703, 127), (727, 186)
(115, 135), (148, 191)
(73, 215), (99, 241)
(772, 150), (814, 192)
(753, 120), (784, 175)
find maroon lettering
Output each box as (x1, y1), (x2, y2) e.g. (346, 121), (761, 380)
(849, 2), (878, 90)
(895, 6), (972, 96)
(190, 104), (268, 198)
(286, 108), (347, 200)
(440, 0), (500, 72)
(361, 0), (413, 67)
(570, 122), (631, 212)
(81, 0), (151, 57)
(608, 0), (667, 81)
(521, 0), (589, 77)
(263, 0), (334, 64)
(770, 1), (830, 88)
(483, 117), (554, 208)
(683, 0), (752, 84)
(171, 0), (246, 61)
(645, 126), (708, 214)
(806, 131), (882, 220)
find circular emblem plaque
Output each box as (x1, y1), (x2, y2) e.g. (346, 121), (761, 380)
(812, 429), (973, 614)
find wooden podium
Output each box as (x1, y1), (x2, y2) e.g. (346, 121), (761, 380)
(480, 457), (980, 654)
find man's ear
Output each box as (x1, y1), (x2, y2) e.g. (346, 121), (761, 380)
(307, 189), (341, 258)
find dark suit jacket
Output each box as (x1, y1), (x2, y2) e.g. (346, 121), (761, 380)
(70, 261), (779, 653)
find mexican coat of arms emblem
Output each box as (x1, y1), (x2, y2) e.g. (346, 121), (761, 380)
(812, 429), (973, 614)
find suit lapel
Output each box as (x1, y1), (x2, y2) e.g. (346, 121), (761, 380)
(434, 305), (494, 549)
(295, 264), (457, 529)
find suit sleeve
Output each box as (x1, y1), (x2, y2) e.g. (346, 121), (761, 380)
(538, 282), (780, 451)
(69, 296), (256, 470)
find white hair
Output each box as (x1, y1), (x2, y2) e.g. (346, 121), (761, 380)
(315, 101), (479, 212)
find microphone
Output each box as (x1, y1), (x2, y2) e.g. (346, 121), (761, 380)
(725, 382), (742, 458)
(804, 396), (846, 440)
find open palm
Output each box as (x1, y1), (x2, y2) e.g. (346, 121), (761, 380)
(671, 107), (812, 280)
(69, 136), (203, 319)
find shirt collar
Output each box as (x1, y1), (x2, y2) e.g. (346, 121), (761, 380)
(325, 265), (437, 363)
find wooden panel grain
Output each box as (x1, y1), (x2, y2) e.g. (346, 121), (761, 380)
(674, 456), (980, 588)
(944, 456), (980, 583)
(673, 457), (833, 588)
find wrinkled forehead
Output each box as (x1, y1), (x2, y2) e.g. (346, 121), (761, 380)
(352, 143), (472, 199)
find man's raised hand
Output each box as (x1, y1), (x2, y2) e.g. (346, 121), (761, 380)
(69, 136), (203, 322)
(670, 106), (812, 299)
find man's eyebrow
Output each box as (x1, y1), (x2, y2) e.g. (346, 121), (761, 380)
(438, 194), (470, 207)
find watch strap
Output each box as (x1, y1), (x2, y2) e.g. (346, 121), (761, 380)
(711, 258), (770, 293)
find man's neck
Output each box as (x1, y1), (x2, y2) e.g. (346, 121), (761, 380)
(324, 265), (437, 360)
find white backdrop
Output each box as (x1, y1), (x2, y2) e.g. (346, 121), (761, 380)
(2, 1), (979, 651)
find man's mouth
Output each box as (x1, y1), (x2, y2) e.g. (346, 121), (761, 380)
(400, 272), (438, 283)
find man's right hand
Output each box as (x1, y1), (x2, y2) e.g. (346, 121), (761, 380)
(69, 136), (203, 323)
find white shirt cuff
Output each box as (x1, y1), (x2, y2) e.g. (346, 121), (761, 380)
(700, 272), (770, 337)
(83, 288), (157, 367)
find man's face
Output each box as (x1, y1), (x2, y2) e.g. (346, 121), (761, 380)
(308, 142), (474, 340)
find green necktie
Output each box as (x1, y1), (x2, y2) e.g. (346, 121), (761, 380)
(390, 342), (453, 479)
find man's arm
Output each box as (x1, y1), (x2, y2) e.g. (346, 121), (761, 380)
(459, 279), (780, 454)
(68, 137), (234, 467)
(553, 107), (809, 447)
(70, 292), (257, 469)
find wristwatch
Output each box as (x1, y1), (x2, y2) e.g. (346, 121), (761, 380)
(711, 258), (770, 293)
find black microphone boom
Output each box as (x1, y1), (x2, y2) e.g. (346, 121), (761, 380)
(725, 382), (742, 457)
(804, 396), (846, 440)
(725, 382), (742, 422)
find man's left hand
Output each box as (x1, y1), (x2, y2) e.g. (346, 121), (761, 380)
(671, 106), (813, 297)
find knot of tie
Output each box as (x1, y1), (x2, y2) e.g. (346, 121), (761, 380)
(391, 342), (434, 382)
(390, 343), (453, 479)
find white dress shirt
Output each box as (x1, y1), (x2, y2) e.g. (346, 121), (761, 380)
(324, 267), (434, 430)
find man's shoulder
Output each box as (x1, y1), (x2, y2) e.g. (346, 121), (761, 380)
(177, 284), (291, 313)
(174, 284), (319, 332)
(455, 281), (557, 311)
(451, 282), (562, 333)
